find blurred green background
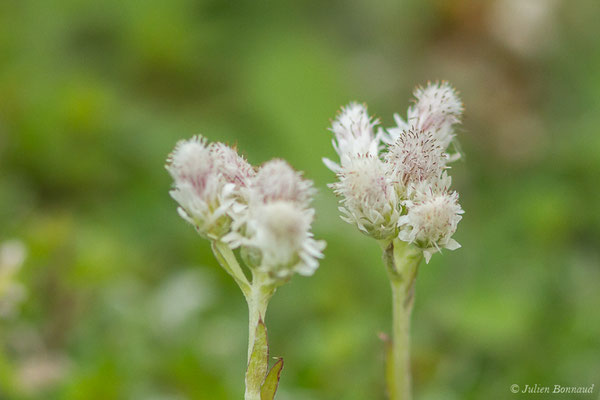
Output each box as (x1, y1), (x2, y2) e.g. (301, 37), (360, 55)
(1, 0), (599, 399)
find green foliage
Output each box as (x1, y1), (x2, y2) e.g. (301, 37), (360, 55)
(261, 358), (284, 400)
(246, 319), (269, 398)
(245, 319), (284, 400)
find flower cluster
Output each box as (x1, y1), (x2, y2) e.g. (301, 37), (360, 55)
(167, 136), (325, 280)
(325, 82), (465, 262)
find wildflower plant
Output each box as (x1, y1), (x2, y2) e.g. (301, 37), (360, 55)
(167, 136), (325, 400)
(324, 82), (465, 400)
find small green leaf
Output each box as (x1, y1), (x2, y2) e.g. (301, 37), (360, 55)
(246, 318), (269, 395)
(211, 240), (250, 294)
(261, 357), (284, 400)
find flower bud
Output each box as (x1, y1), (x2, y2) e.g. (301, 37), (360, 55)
(224, 160), (325, 280)
(252, 159), (315, 207)
(324, 103), (381, 172)
(209, 142), (255, 188)
(166, 136), (235, 239)
(410, 82), (463, 148)
(385, 128), (447, 188)
(385, 82), (463, 154)
(398, 189), (463, 263)
(331, 155), (400, 239)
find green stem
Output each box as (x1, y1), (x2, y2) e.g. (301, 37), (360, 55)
(245, 271), (275, 400)
(381, 239), (423, 400)
(246, 272), (274, 361)
(210, 241), (276, 400)
(211, 240), (251, 296)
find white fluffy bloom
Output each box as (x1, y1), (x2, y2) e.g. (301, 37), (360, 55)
(240, 202), (323, 278)
(385, 128), (447, 188)
(398, 189), (464, 263)
(323, 103), (380, 172)
(405, 171), (453, 199)
(386, 82), (463, 152)
(327, 82), (465, 261)
(330, 155), (401, 239)
(225, 160), (325, 280)
(0, 240), (27, 318)
(251, 159), (315, 207)
(326, 82), (465, 261)
(209, 142), (255, 189)
(166, 136), (236, 239)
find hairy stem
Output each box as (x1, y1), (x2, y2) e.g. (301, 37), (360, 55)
(244, 271), (276, 400)
(381, 239), (423, 400)
(211, 241), (277, 400)
(211, 240), (251, 296)
(246, 273), (274, 361)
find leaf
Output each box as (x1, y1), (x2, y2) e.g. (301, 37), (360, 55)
(261, 357), (284, 400)
(210, 240), (250, 294)
(245, 318), (269, 395)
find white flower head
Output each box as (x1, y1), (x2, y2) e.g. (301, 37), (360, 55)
(323, 103), (381, 172)
(398, 190), (464, 263)
(166, 136), (235, 239)
(251, 159), (315, 207)
(409, 82), (463, 149)
(327, 81), (465, 261)
(405, 170), (453, 199)
(209, 142), (256, 189)
(331, 155), (400, 239)
(225, 159), (325, 280)
(385, 128), (447, 188)
(241, 202), (324, 279)
(386, 82), (463, 154)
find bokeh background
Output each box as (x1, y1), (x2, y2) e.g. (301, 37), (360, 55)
(1, 0), (599, 399)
